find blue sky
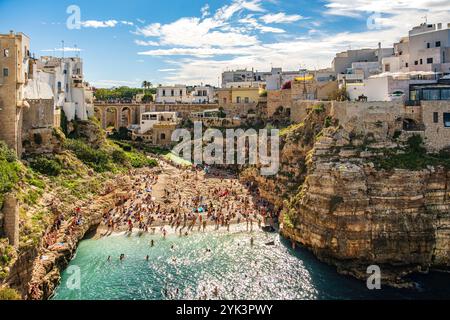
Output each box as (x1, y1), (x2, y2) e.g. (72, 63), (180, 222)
(1, 0), (449, 87)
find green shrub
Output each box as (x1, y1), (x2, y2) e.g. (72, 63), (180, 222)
(0, 142), (21, 207)
(30, 156), (62, 176)
(0, 287), (21, 300)
(64, 139), (110, 172)
(125, 152), (157, 168)
(112, 150), (127, 164)
(312, 103), (325, 114)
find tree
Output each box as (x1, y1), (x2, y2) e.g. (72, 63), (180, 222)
(329, 87), (350, 102)
(142, 81), (152, 94)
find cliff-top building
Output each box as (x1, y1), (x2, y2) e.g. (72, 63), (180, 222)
(0, 31), (31, 155)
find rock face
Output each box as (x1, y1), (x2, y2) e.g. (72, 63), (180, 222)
(243, 107), (450, 286)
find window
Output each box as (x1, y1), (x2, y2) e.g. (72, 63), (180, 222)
(384, 64), (391, 72)
(162, 90), (166, 96)
(441, 89), (450, 100)
(236, 96), (241, 103)
(427, 43), (431, 49)
(415, 61), (419, 65)
(405, 62), (409, 68)
(433, 112), (439, 123)
(2, 68), (9, 77)
(427, 58), (433, 64)
(223, 98), (227, 104)
(3, 49), (9, 57)
(179, 90), (182, 96)
(444, 113), (450, 127)
(420, 59), (423, 65)
(160, 133), (166, 140)
(423, 89), (440, 100)
(436, 41), (441, 47)
(171, 90), (174, 96)
(244, 97), (249, 103)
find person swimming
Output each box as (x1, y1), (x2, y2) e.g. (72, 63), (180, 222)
(107, 255), (111, 262)
(146, 255), (149, 261)
(120, 254), (125, 261)
(150, 239), (154, 247)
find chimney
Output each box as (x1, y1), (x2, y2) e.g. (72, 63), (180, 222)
(9, 30), (14, 36)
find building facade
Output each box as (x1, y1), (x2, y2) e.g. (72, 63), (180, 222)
(0, 31), (31, 155)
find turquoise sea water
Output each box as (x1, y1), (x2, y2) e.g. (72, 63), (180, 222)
(52, 226), (450, 300)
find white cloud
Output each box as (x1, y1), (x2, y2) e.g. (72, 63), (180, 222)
(136, 17), (259, 47)
(133, 0), (450, 86)
(135, 39), (160, 46)
(41, 47), (83, 52)
(158, 68), (178, 72)
(239, 15), (285, 33)
(139, 46), (254, 57)
(260, 12), (303, 24)
(91, 79), (140, 88)
(81, 20), (119, 28)
(80, 19), (134, 28)
(201, 4), (210, 18)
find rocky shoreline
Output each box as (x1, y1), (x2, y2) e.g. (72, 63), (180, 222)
(7, 170), (147, 300)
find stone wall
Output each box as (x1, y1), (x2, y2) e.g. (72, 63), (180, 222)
(421, 101), (450, 152)
(0, 194), (19, 248)
(0, 36), (23, 156)
(22, 99), (55, 133)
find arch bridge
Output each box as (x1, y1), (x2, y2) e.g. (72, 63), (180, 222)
(93, 103), (152, 130)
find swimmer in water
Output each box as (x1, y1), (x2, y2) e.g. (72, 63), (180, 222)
(146, 255), (149, 261)
(107, 256), (111, 262)
(150, 239), (154, 247)
(120, 254), (125, 261)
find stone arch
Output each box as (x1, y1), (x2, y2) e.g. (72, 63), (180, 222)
(105, 107), (119, 130)
(120, 107), (132, 128)
(94, 107), (104, 128)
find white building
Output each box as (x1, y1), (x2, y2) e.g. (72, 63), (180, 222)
(138, 111), (178, 134)
(224, 81), (264, 89)
(155, 85), (192, 104)
(36, 56), (92, 121)
(191, 85), (215, 104)
(382, 23), (450, 76)
(346, 73), (437, 102)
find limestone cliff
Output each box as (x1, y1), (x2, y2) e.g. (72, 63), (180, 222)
(243, 104), (450, 287)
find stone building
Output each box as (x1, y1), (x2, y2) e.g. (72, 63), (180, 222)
(131, 111), (179, 146)
(267, 77), (337, 118)
(0, 31), (31, 156)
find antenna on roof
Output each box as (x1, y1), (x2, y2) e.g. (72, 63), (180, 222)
(62, 40), (65, 58)
(74, 44), (79, 58)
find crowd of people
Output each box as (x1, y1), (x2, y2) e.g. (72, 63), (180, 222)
(99, 161), (278, 239)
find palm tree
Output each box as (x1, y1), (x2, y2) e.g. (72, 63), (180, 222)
(141, 81), (152, 94)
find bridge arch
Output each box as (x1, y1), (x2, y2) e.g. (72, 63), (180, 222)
(120, 107), (132, 128)
(105, 107), (119, 130)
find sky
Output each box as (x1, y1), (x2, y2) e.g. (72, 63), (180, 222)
(1, 0), (450, 88)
